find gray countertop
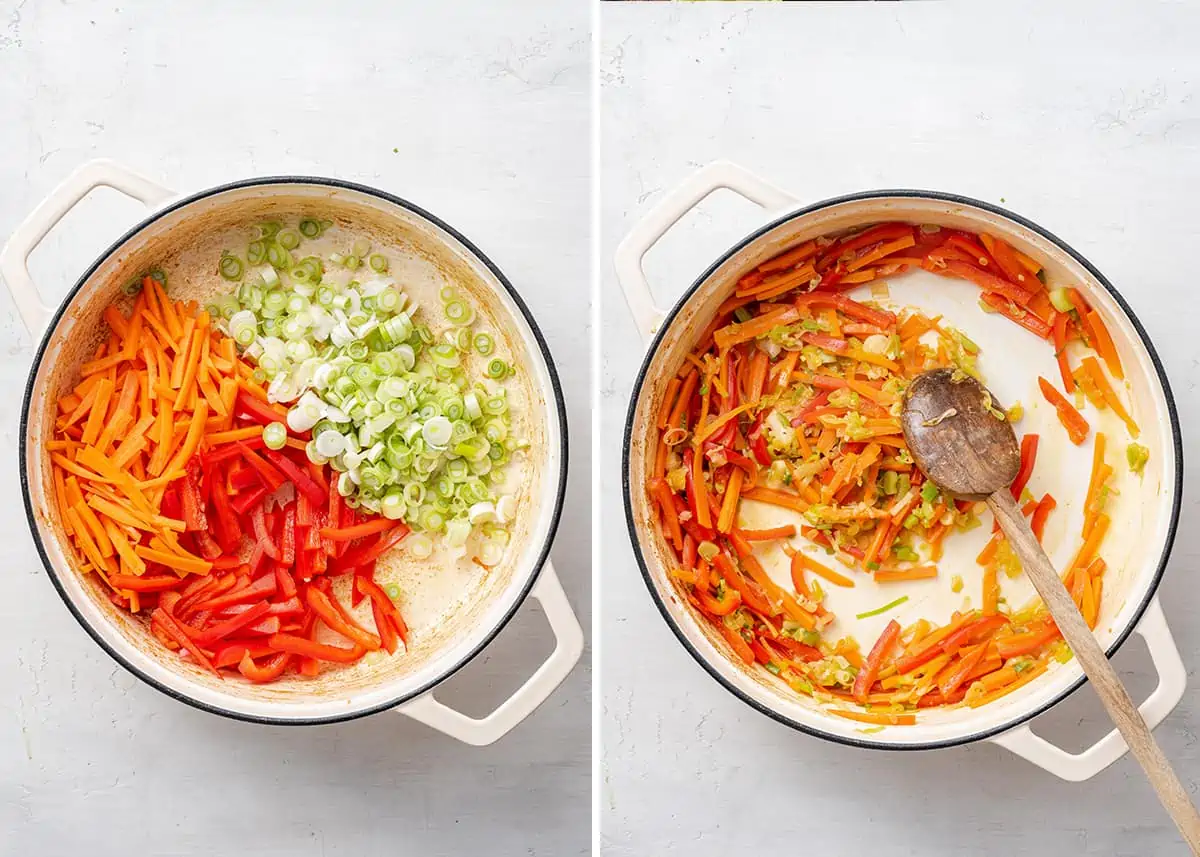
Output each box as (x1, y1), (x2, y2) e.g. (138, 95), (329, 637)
(0, 2), (590, 855)
(600, 2), (1200, 854)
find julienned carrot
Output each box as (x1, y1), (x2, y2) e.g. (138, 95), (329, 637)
(320, 518), (402, 542)
(717, 467), (745, 534)
(1086, 310), (1123, 380)
(741, 486), (809, 515)
(738, 525), (797, 541)
(830, 708), (915, 726)
(853, 619), (900, 702)
(1037, 376), (1089, 445)
(874, 566), (937, 583)
(1080, 356), (1138, 437)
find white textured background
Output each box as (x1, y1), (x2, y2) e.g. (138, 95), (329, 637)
(0, 2), (590, 855)
(601, 2), (1200, 855)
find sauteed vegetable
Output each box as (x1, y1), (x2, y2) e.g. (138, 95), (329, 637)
(650, 223), (1139, 721)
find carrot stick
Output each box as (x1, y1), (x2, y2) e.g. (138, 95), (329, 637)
(800, 553), (855, 587)
(1080, 356), (1138, 437)
(1086, 310), (1123, 380)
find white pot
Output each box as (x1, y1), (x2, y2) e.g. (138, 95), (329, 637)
(616, 160), (1185, 780)
(3, 159), (583, 745)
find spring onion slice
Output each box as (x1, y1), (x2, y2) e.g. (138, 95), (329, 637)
(216, 221), (518, 546)
(855, 595), (910, 620)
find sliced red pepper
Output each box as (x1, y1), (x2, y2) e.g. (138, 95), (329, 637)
(1052, 312), (1075, 393)
(235, 391), (289, 427)
(202, 441), (258, 466)
(336, 524), (411, 570)
(243, 616), (282, 636)
(357, 576), (410, 647)
(939, 613), (1008, 654)
(320, 518), (402, 542)
(179, 462), (208, 531)
(250, 505), (279, 560)
(213, 641), (278, 669)
(263, 449), (326, 505)
(194, 574), (277, 612)
(325, 477), (342, 557)
(793, 292), (896, 329)
(238, 651), (290, 683)
(152, 607), (220, 677)
(305, 587), (381, 650)
(268, 632), (365, 663)
(209, 466), (243, 553)
(192, 601), (273, 645)
(229, 466), (262, 492)
(280, 504), (297, 565)
(371, 598), (398, 654)
(1011, 434), (1039, 500)
(237, 442), (287, 490)
(230, 484), (269, 516)
(1038, 376), (1089, 445)
(979, 292), (1052, 338)
(941, 259), (1032, 306)
(801, 331), (849, 355)
(274, 562), (297, 599)
(1030, 494), (1056, 543)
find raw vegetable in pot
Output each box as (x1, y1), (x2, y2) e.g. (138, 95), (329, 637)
(650, 222), (1132, 721)
(210, 221), (520, 562)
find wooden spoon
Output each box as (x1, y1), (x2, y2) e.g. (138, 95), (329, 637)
(902, 368), (1200, 852)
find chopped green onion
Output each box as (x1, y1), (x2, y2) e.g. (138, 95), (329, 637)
(277, 228), (301, 250)
(920, 481), (938, 503)
(247, 240), (267, 265)
(263, 422), (288, 450)
(486, 358), (509, 380)
(219, 253), (244, 281)
(474, 332), (495, 356)
(384, 583), (402, 600)
(445, 300), (475, 326)
(1127, 442), (1149, 473)
(1049, 287), (1074, 313)
(266, 242), (291, 269)
(121, 278), (143, 296)
(149, 269), (167, 287)
(855, 595), (910, 620)
(256, 222), (282, 240)
(368, 253), (389, 273)
(299, 218), (321, 239)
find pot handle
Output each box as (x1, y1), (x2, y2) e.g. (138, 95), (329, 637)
(990, 597), (1186, 781)
(613, 160), (796, 343)
(398, 560), (584, 746)
(0, 159), (175, 338)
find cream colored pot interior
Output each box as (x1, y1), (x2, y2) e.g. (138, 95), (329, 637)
(27, 182), (562, 720)
(629, 196), (1175, 746)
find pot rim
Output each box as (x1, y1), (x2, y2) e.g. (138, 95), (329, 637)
(20, 175), (569, 725)
(622, 188), (1182, 750)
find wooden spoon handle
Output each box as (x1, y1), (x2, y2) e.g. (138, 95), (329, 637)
(988, 489), (1200, 853)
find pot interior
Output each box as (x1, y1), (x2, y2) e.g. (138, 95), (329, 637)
(26, 181), (562, 720)
(628, 194), (1176, 746)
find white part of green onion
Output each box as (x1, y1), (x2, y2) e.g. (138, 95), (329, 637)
(408, 533), (434, 559)
(496, 495), (516, 523)
(422, 416), (453, 449)
(263, 422), (288, 450)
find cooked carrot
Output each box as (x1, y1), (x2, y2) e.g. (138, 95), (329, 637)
(830, 708), (915, 726)
(1080, 356), (1138, 437)
(1086, 310), (1123, 380)
(874, 566), (937, 583)
(738, 525), (797, 541)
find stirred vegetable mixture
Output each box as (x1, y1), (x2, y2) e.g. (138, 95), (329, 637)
(48, 221), (522, 683)
(650, 223), (1140, 724)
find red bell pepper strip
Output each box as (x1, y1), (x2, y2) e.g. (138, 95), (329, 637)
(274, 562), (298, 599)
(213, 641), (278, 669)
(939, 613), (1008, 655)
(305, 459), (330, 496)
(1030, 494), (1057, 543)
(939, 644), (990, 696)
(268, 632), (365, 663)
(371, 598), (398, 654)
(1038, 377), (1089, 445)
(235, 391), (289, 427)
(942, 259), (1032, 306)
(305, 587), (381, 650)
(243, 616), (282, 636)
(230, 484), (269, 516)
(263, 449), (326, 505)
(1051, 312), (1075, 393)
(152, 607), (220, 677)
(202, 441), (258, 466)
(209, 468), (243, 552)
(336, 524), (411, 569)
(280, 504), (297, 565)
(250, 505), (279, 560)
(1010, 434), (1039, 500)
(325, 478), (342, 557)
(320, 518), (402, 542)
(357, 576), (410, 647)
(192, 601), (273, 645)
(979, 292), (1051, 338)
(218, 596), (303, 619)
(712, 552), (774, 616)
(793, 292), (896, 329)
(801, 331), (849, 355)
(194, 574), (277, 612)
(238, 651), (291, 683)
(229, 466), (262, 492)
(237, 442), (287, 490)
(180, 463), (208, 531)
(852, 619), (901, 702)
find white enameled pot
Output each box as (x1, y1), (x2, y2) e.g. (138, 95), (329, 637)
(4, 159), (583, 745)
(617, 160), (1185, 780)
